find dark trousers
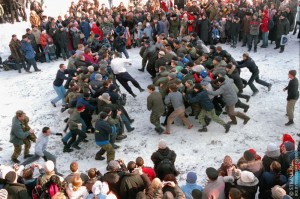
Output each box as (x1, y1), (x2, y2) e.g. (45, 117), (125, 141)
(242, 33), (250, 46)
(65, 129), (87, 148)
(25, 58), (38, 71)
(248, 71), (270, 93)
(115, 72), (142, 96)
(275, 37), (285, 51)
(248, 34), (258, 51)
(17, 61), (27, 73)
(146, 63), (156, 78)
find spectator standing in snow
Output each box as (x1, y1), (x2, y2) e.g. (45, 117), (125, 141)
(21, 35), (41, 73)
(283, 70), (299, 126)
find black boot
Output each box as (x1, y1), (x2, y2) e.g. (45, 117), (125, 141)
(285, 119), (294, 126)
(198, 127), (208, 132)
(224, 123), (231, 133)
(95, 148), (106, 160)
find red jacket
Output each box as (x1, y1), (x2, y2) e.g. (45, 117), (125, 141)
(40, 33), (51, 49)
(142, 167), (156, 182)
(82, 53), (97, 64)
(91, 23), (103, 40)
(261, 10), (269, 32)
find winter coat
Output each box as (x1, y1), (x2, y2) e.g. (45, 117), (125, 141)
(230, 22), (240, 37)
(68, 110), (81, 131)
(40, 33), (50, 49)
(249, 18), (261, 35)
(285, 77), (299, 100)
(101, 171), (125, 198)
(197, 18), (210, 43)
(70, 28), (81, 50)
(4, 182), (31, 199)
(151, 147), (177, 177)
(32, 30), (41, 45)
(169, 18), (180, 37)
(235, 184), (258, 199)
(94, 118), (111, 145)
(9, 39), (24, 62)
(164, 91), (185, 110)
(153, 21), (164, 36)
(237, 57), (259, 73)
(181, 183), (203, 199)
(26, 33), (37, 50)
(21, 40), (35, 59)
(202, 176), (226, 199)
(276, 17), (290, 39)
(147, 91), (165, 115)
(208, 78), (238, 106)
(226, 65), (244, 93)
(238, 160), (263, 178)
(188, 90), (214, 111)
(242, 16), (251, 33)
(160, 19), (170, 35)
(79, 21), (91, 39)
(142, 44), (158, 69)
(114, 36), (126, 52)
(262, 155), (279, 172)
(10, 116), (30, 145)
(120, 172), (146, 199)
(56, 29), (68, 48)
(115, 25), (126, 36)
(258, 171), (287, 199)
(261, 10), (269, 32)
(30, 12), (41, 27)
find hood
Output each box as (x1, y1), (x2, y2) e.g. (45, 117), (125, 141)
(282, 133), (295, 143)
(263, 9), (269, 17)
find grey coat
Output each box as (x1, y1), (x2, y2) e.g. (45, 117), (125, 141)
(10, 117), (30, 145)
(164, 91), (185, 110)
(208, 78), (238, 106)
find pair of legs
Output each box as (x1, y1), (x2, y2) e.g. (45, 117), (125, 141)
(11, 142), (32, 161)
(198, 108), (229, 132)
(150, 112), (164, 133)
(25, 58), (39, 71)
(115, 72), (143, 96)
(20, 151), (56, 168)
(226, 105), (250, 125)
(248, 34), (258, 52)
(95, 143), (115, 162)
(286, 99), (297, 124)
(261, 31), (269, 47)
(51, 85), (66, 106)
(64, 129), (87, 150)
(165, 107), (192, 133)
(248, 71), (271, 95)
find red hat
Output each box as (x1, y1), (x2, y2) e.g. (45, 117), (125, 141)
(249, 148), (261, 160)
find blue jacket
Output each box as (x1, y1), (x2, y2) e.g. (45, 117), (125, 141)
(188, 90), (214, 111)
(115, 26), (126, 36)
(181, 183), (203, 199)
(79, 21), (91, 39)
(95, 118), (111, 146)
(21, 40), (35, 59)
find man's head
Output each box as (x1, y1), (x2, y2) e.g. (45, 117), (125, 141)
(147, 84), (155, 93)
(42, 127), (51, 136)
(70, 161), (78, 172)
(59, 64), (66, 71)
(135, 157), (144, 167)
(12, 34), (17, 41)
(16, 110), (26, 121)
(127, 161), (136, 173)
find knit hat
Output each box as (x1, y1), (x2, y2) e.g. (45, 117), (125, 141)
(76, 104), (86, 112)
(5, 171), (17, 183)
(192, 189), (202, 199)
(237, 171), (259, 186)
(101, 93), (110, 101)
(158, 139), (167, 149)
(283, 141), (295, 151)
(289, 70), (297, 77)
(95, 74), (102, 80)
(265, 143), (280, 158)
(186, 172), (197, 183)
(107, 160), (119, 171)
(271, 185), (286, 199)
(99, 112), (108, 120)
(206, 167), (218, 181)
(44, 160), (55, 173)
(168, 72), (177, 79)
(0, 189), (8, 199)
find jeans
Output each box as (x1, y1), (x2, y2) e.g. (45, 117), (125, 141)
(25, 58), (38, 71)
(45, 54), (50, 63)
(262, 31), (269, 47)
(51, 85), (66, 105)
(62, 118), (87, 142)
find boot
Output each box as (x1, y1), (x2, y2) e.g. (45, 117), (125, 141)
(116, 134), (127, 140)
(224, 123), (231, 133)
(228, 116), (237, 125)
(63, 147), (73, 153)
(155, 126), (164, 134)
(198, 127), (208, 132)
(285, 119), (294, 126)
(139, 88), (145, 92)
(95, 148), (106, 160)
(236, 112), (250, 125)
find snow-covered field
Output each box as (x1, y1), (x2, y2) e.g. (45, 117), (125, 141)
(0, 19), (299, 186)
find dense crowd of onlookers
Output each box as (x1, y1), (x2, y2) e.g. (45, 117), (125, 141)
(1, 0), (300, 198)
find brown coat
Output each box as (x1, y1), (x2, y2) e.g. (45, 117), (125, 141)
(30, 12), (41, 28)
(9, 39), (24, 62)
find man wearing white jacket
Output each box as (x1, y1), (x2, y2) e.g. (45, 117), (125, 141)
(20, 127), (62, 169)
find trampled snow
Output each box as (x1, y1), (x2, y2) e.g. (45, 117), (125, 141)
(0, 21), (299, 186)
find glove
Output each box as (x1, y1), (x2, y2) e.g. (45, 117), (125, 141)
(42, 156), (47, 161)
(56, 133), (63, 136)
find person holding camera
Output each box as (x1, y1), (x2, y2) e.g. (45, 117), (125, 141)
(20, 127), (62, 174)
(64, 161), (89, 185)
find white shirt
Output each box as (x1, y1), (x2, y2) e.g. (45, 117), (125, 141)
(110, 57), (131, 74)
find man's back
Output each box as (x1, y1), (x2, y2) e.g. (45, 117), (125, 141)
(120, 173), (145, 199)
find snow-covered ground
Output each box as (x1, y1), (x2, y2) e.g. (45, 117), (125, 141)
(0, 19), (299, 187)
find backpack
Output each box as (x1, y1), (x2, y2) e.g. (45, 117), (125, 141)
(156, 151), (175, 177)
(268, 19), (274, 30)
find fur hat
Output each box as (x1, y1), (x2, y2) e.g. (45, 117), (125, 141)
(271, 185), (286, 199)
(5, 171), (17, 183)
(107, 160), (119, 171)
(283, 141), (295, 151)
(95, 74), (102, 80)
(237, 171), (259, 186)
(186, 172), (197, 184)
(158, 139), (167, 149)
(265, 143), (280, 158)
(44, 160), (55, 173)
(101, 93), (110, 101)
(206, 167), (218, 181)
